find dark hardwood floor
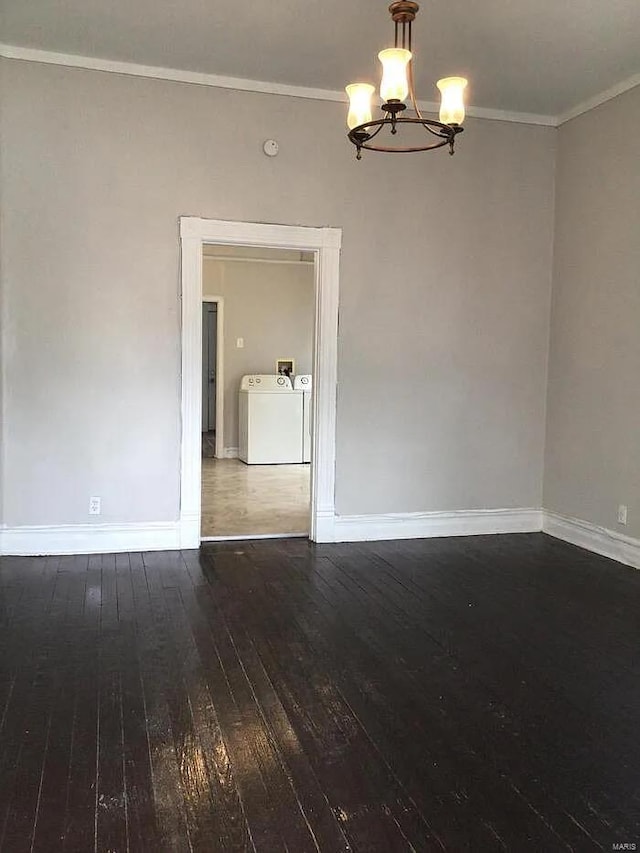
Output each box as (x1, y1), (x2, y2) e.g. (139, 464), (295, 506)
(1, 533), (639, 851)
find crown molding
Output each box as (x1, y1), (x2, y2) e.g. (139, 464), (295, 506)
(556, 73), (640, 125)
(0, 43), (352, 103)
(0, 43), (557, 126)
(3, 43), (637, 128)
(417, 100), (556, 126)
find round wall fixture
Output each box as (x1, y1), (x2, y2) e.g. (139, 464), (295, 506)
(263, 139), (279, 157)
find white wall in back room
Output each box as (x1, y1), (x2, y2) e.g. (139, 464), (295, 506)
(203, 256), (314, 450)
(0, 58), (556, 531)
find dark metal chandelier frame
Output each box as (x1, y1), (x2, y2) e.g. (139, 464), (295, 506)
(347, 1), (464, 159)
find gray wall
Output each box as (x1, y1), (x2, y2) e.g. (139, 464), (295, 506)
(203, 258), (314, 450)
(544, 86), (640, 538)
(0, 58), (556, 527)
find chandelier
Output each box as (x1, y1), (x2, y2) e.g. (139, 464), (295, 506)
(345, 1), (468, 159)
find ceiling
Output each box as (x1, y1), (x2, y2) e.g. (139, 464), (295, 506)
(2, 0), (639, 117)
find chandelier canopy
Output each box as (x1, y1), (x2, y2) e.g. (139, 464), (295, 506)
(345, 1), (468, 159)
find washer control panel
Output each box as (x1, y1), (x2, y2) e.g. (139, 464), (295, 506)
(241, 374), (293, 391)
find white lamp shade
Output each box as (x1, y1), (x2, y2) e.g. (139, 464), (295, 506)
(378, 48), (411, 102)
(436, 76), (468, 124)
(345, 83), (375, 130)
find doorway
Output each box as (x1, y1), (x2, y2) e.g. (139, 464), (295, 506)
(200, 246), (314, 538)
(179, 218), (341, 547)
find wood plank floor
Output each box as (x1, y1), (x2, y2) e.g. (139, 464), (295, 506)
(0, 533), (639, 851)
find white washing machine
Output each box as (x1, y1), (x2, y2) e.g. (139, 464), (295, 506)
(293, 374), (312, 463)
(238, 374), (303, 464)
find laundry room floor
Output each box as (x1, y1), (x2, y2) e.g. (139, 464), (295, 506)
(201, 458), (310, 538)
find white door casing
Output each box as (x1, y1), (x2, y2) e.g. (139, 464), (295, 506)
(179, 217), (341, 547)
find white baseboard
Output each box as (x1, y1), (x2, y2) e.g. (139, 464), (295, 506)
(0, 521), (184, 556)
(0, 508), (541, 554)
(221, 447), (239, 459)
(332, 507), (543, 543)
(542, 510), (640, 570)
(179, 513), (201, 551)
(3, 507), (637, 571)
(312, 509), (338, 543)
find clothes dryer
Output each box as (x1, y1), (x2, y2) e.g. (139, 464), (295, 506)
(293, 374), (312, 463)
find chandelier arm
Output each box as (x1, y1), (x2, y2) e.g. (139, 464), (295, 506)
(420, 121), (449, 139)
(362, 123), (387, 143)
(408, 60), (425, 122)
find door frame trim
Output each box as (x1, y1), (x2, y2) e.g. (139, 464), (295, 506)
(202, 296), (225, 457)
(179, 217), (341, 546)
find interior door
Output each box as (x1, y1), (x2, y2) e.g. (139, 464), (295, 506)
(202, 303), (217, 432)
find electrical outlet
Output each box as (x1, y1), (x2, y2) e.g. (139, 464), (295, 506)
(89, 496), (101, 516)
(236, 337), (244, 348)
(617, 504), (628, 525)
